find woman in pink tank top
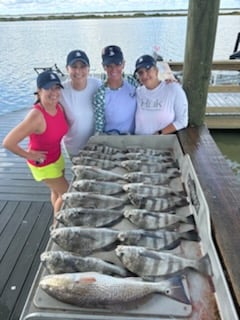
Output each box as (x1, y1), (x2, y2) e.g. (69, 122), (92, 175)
(2, 70), (69, 222)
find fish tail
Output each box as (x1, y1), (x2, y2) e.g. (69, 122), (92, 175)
(198, 253), (213, 276)
(176, 197), (189, 207)
(160, 275), (191, 305)
(175, 190), (187, 197)
(181, 229), (200, 242)
(171, 159), (180, 169)
(184, 214), (196, 225)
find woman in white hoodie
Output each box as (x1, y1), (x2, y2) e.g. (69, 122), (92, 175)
(134, 54), (188, 135)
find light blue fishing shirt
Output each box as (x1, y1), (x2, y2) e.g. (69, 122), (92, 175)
(93, 75), (138, 134)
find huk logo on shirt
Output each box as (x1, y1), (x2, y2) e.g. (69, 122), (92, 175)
(140, 98), (163, 110)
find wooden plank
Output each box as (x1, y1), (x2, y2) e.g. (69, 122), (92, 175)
(205, 117), (240, 129)
(206, 106), (240, 113)
(0, 201), (32, 263)
(0, 186), (49, 194)
(0, 201), (19, 235)
(178, 126), (240, 313)
(169, 60), (240, 71)
(0, 193), (51, 202)
(208, 85), (240, 93)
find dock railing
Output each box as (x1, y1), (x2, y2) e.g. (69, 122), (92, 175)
(168, 60), (240, 129)
(168, 60), (240, 89)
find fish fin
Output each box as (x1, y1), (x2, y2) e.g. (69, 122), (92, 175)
(77, 276), (96, 284)
(162, 239), (181, 250)
(181, 229), (200, 242)
(100, 241), (119, 252)
(198, 253), (213, 277)
(162, 275), (191, 305)
(103, 215), (124, 227)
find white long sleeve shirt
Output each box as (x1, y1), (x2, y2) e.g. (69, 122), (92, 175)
(135, 81), (188, 135)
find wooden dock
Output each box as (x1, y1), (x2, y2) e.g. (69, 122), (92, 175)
(0, 107), (240, 319)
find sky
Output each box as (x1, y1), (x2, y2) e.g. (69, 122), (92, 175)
(0, 0), (239, 16)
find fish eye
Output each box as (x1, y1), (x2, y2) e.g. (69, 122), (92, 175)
(165, 288), (171, 296)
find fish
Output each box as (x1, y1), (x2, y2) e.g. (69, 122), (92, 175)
(72, 150), (127, 162)
(40, 250), (128, 276)
(115, 245), (213, 279)
(124, 152), (175, 163)
(39, 271), (191, 308)
(71, 165), (126, 182)
(122, 182), (186, 198)
(72, 179), (124, 195)
(118, 229), (200, 250)
(55, 207), (123, 227)
(71, 157), (120, 170)
(83, 143), (126, 154)
(123, 170), (181, 185)
(121, 160), (178, 173)
(126, 146), (172, 157)
(62, 192), (128, 209)
(123, 208), (195, 230)
(128, 192), (189, 211)
(50, 226), (119, 255)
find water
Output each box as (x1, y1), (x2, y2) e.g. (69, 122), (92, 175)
(0, 15), (239, 114)
(211, 130), (240, 180)
(0, 14), (239, 178)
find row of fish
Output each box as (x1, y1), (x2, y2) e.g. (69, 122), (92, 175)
(56, 207), (194, 229)
(39, 143), (210, 311)
(72, 165), (181, 185)
(71, 179), (186, 197)
(61, 191), (189, 213)
(50, 226), (200, 255)
(72, 158), (179, 172)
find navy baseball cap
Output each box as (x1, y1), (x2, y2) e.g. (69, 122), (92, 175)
(102, 45), (124, 65)
(37, 70), (64, 90)
(135, 54), (156, 73)
(66, 50), (90, 66)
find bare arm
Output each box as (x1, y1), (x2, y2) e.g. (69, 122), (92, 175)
(2, 109), (47, 162)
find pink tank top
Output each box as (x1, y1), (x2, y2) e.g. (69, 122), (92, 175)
(28, 103), (68, 167)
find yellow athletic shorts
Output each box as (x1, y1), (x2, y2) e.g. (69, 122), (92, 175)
(27, 155), (65, 182)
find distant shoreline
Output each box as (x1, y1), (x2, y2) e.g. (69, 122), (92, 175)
(0, 10), (239, 22)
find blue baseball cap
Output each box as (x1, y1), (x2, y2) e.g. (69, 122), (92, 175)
(102, 45), (124, 65)
(37, 70), (64, 90)
(66, 50), (90, 66)
(135, 54), (156, 73)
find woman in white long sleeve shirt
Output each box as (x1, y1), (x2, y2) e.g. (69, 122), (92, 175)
(134, 54), (188, 135)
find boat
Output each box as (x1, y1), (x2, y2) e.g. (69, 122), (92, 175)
(229, 32), (240, 60)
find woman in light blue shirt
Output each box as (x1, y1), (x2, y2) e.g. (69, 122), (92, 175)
(93, 45), (138, 134)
